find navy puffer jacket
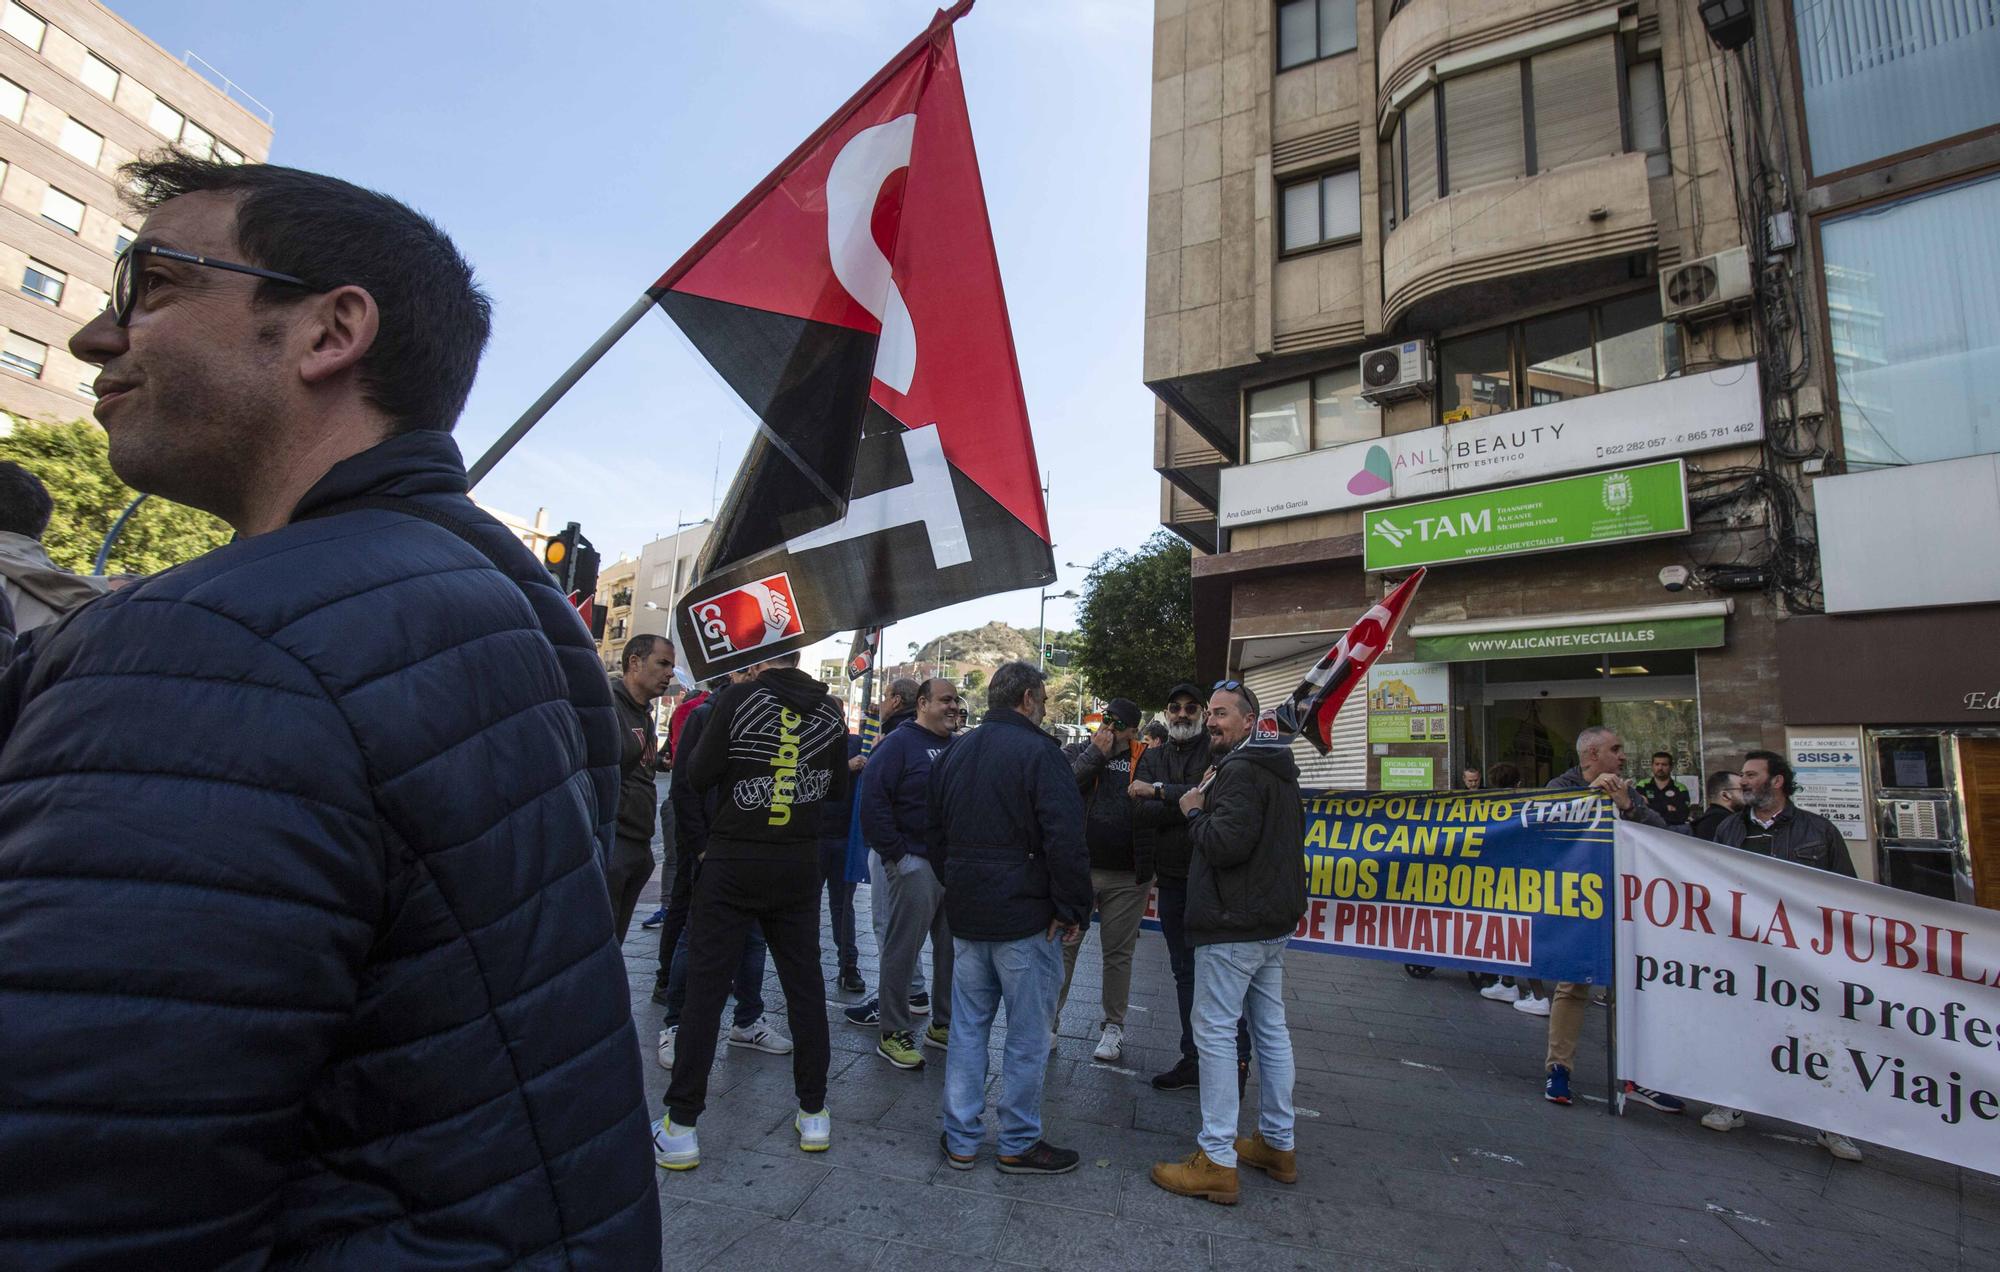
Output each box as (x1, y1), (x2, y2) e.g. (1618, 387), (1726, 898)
(0, 431), (659, 1269)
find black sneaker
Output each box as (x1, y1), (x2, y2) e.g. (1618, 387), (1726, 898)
(843, 999), (880, 1027)
(939, 1131), (976, 1171)
(909, 991), (931, 1017)
(997, 1140), (1079, 1175)
(1150, 1056), (1200, 1091)
(649, 982), (670, 1007)
(838, 969), (866, 994)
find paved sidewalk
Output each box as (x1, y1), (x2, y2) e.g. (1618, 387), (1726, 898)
(621, 871), (1997, 1269)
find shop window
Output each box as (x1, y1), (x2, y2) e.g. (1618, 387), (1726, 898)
(1523, 309), (1596, 404)
(1821, 171), (2000, 468)
(1246, 367), (1382, 462)
(1440, 291), (1680, 422)
(1439, 328), (1513, 420)
(1277, 0), (1357, 71)
(1280, 168), (1360, 253)
(1596, 291), (1680, 390)
(1793, 0), (2000, 177)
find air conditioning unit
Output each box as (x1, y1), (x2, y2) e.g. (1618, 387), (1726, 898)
(1659, 245), (1753, 321)
(1360, 340), (1433, 403)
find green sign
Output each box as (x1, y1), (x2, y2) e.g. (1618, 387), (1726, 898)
(1363, 460), (1689, 571)
(1415, 614), (1726, 663)
(1379, 757), (1435, 790)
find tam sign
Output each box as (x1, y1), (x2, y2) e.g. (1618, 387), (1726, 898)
(1217, 364), (1759, 529)
(1363, 461), (1690, 571)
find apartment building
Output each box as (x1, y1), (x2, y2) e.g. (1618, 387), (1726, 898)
(592, 553), (638, 670)
(1146, 1), (1785, 835)
(0, 0), (271, 426)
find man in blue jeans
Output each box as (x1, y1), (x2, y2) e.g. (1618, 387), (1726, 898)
(928, 661), (1090, 1175)
(1151, 681), (1306, 1205)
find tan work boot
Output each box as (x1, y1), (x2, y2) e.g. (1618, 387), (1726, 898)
(1150, 1149), (1239, 1205)
(1234, 1133), (1298, 1184)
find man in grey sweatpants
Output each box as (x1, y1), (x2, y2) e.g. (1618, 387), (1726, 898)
(859, 677), (961, 1069)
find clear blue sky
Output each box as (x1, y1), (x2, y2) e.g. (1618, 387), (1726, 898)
(115, 0), (1161, 663)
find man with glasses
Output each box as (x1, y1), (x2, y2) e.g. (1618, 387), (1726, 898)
(1134, 681), (1247, 1093)
(0, 157), (657, 1267)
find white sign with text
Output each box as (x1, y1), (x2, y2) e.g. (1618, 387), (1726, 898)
(1218, 364), (1762, 529)
(1615, 824), (2000, 1175)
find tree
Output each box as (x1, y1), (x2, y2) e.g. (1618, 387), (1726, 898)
(1071, 529), (1194, 709)
(0, 418), (230, 574)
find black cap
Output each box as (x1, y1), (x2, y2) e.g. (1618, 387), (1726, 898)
(1105, 698), (1142, 729)
(1165, 681), (1202, 704)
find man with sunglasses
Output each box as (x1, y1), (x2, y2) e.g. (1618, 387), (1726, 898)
(1133, 681), (1249, 1092)
(0, 157), (657, 1268)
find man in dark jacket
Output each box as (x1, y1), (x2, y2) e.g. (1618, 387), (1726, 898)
(1640, 751), (1693, 826)
(1133, 680), (1246, 1091)
(657, 651), (849, 1168)
(0, 156), (657, 1267)
(609, 633), (676, 942)
(860, 676), (959, 1069)
(1691, 769), (1744, 841)
(1151, 682), (1306, 1206)
(1058, 696), (1152, 1063)
(845, 677), (932, 1026)
(930, 660), (1090, 1175)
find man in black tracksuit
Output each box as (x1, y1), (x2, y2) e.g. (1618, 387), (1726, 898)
(1133, 680), (1247, 1091)
(656, 652), (848, 1167)
(607, 635), (676, 943)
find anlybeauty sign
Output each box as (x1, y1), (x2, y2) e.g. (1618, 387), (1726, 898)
(1363, 460), (1689, 571)
(1216, 364), (1759, 529)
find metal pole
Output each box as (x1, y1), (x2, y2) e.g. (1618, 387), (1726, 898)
(1037, 587), (1048, 671)
(93, 493), (148, 575)
(466, 291), (658, 488)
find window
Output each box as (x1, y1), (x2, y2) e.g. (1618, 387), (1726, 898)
(0, 74), (22, 124)
(148, 98), (183, 140)
(76, 377), (95, 398)
(1401, 89), (1437, 214)
(1280, 168), (1360, 252)
(1440, 292), (1680, 422)
(1445, 64), (1524, 194)
(114, 223), (136, 254)
(215, 140), (243, 165)
(1794, 0), (2000, 177)
(1, 2), (44, 52)
(58, 117), (103, 167)
(1246, 367), (1381, 461)
(40, 185), (83, 233)
(80, 50), (119, 100)
(1, 331), (47, 377)
(1627, 59), (1670, 178)
(180, 120), (213, 159)
(1277, 0), (1357, 70)
(1821, 172), (2000, 468)
(21, 259), (63, 304)
(650, 563), (671, 589)
(1528, 37), (1621, 172)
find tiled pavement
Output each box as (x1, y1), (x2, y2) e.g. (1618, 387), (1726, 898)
(620, 866), (1998, 1270)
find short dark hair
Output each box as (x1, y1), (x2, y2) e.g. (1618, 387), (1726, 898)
(763, 650), (801, 668)
(917, 677), (954, 702)
(621, 633), (669, 670)
(1706, 769), (1737, 801)
(1487, 762), (1521, 788)
(1143, 721), (1169, 743)
(1746, 749), (1793, 794)
(0, 461), (53, 539)
(987, 660), (1045, 712)
(1212, 680), (1257, 715)
(1653, 751), (1674, 764)
(122, 153), (492, 435)
(885, 677), (920, 708)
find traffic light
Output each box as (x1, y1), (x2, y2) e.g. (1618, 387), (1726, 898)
(543, 523), (580, 593)
(543, 521), (601, 630)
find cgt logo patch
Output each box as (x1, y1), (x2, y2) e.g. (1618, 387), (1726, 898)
(1253, 709), (1285, 746)
(690, 573), (804, 660)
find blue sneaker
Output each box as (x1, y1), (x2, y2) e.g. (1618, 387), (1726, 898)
(1624, 1082), (1684, 1113)
(844, 999), (880, 1028)
(640, 908), (667, 930)
(1544, 1065), (1572, 1106)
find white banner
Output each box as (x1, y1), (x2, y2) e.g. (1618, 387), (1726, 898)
(1615, 823), (2000, 1174)
(1218, 364), (1761, 529)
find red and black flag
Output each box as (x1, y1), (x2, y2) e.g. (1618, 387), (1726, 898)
(1274, 568), (1428, 754)
(660, 1), (1053, 681)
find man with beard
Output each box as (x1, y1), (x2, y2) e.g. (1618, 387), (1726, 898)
(1691, 769), (1745, 841)
(1149, 680), (1306, 1205)
(1133, 682), (1246, 1093)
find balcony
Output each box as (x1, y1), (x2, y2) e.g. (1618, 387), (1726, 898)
(1379, 0), (1619, 107)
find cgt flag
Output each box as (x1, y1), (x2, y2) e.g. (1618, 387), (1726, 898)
(662, 0), (1053, 681)
(1275, 568), (1427, 754)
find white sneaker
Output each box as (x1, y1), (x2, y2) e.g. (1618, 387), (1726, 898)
(1480, 981), (1521, 1003)
(728, 1017), (794, 1054)
(1700, 1105), (1746, 1132)
(1093, 1023), (1124, 1062)
(1818, 1130), (1863, 1162)
(657, 1026), (676, 1070)
(652, 1116), (699, 1170)
(1513, 995), (1552, 1017)
(796, 1107), (831, 1153)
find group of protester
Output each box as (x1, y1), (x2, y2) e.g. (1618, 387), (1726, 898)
(622, 654), (1309, 1202)
(1452, 727), (1863, 1161)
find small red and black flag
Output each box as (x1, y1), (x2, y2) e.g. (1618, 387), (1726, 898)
(1275, 568), (1428, 754)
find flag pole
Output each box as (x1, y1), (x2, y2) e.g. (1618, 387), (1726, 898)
(466, 290), (660, 488)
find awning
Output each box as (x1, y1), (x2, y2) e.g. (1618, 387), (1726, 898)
(1410, 601), (1733, 663)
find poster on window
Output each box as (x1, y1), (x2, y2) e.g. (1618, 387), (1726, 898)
(1367, 661), (1450, 743)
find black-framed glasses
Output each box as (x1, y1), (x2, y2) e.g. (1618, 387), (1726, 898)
(1166, 700), (1204, 715)
(111, 242), (316, 327)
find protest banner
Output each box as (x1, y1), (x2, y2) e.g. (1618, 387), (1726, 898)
(1615, 823), (2000, 1174)
(1144, 789), (1615, 984)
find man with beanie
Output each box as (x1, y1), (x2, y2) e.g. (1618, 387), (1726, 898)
(1058, 697), (1152, 1062)
(654, 651), (848, 1169)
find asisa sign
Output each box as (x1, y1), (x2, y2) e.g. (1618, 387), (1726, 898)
(1216, 364), (1760, 529)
